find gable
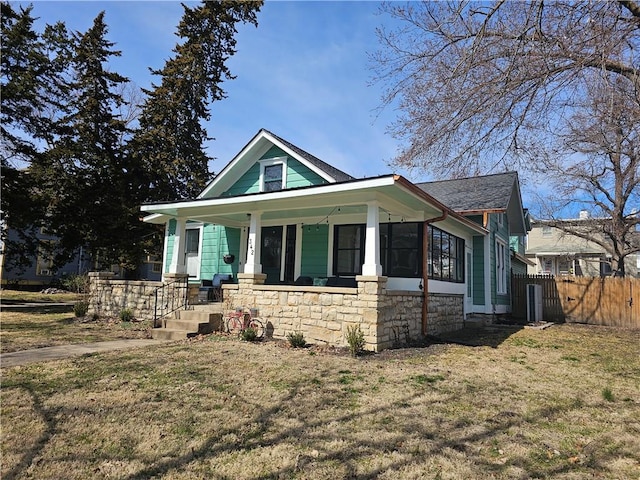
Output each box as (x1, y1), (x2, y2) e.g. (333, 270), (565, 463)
(198, 129), (353, 200)
(220, 146), (330, 197)
(418, 172), (527, 236)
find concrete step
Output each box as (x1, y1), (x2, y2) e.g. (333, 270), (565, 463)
(178, 310), (224, 332)
(189, 303), (225, 313)
(151, 328), (190, 341)
(152, 309), (224, 340)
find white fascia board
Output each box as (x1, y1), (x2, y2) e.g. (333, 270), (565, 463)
(142, 213), (169, 224)
(142, 176), (400, 216)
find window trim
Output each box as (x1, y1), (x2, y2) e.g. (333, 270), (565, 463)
(496, 239), (507, 294)
(259, 157), (287, 192)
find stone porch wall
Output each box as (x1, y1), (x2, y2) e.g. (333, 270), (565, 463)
(88, 272), (187, 322)
(224, 274), (464, 352)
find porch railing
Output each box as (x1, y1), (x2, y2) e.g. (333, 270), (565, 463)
(152, 276), (189, 328)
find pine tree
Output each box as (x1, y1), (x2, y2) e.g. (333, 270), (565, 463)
(132, 0), (262, 201)
(33, 11), (152, 270)
(1, 2), (71, 271)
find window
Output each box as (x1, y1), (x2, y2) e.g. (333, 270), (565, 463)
(185, 229), (200, 255)
(542, 226), (553, 237)
(380, 223), (422, 277)
(260, 158), (287, 192)
(496, 240), (507, 294)
(36, 241), (55, 276)
(332, 222), (465, 282)
(428, 225), (465, 283)
(558, 257), (571, 275)
(600, 258), (612, 276)
(333, 224), (364, 276)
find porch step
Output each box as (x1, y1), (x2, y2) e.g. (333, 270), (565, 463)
(151, 310), (223, 340)
(152, 328), (195, 341)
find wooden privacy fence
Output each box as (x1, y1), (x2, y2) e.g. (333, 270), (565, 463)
(512, 274), (639, 328)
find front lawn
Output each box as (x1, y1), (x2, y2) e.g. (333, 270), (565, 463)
(0, 289), (82, 304)
(1, 323), (639, 479)
(0, 311), (152, 353)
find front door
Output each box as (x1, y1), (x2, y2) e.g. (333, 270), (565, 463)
(261, 225), (297, 284)
(185, 228), (200, 278)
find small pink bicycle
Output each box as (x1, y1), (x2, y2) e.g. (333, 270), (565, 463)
(225, 307), (264, 339)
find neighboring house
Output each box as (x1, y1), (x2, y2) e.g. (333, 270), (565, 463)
(417, 172), (530, 315)
(0, 227), (162, 288)
(0, 226), (90, 288)
(526, 214), (639, 277)
(140, 129), (529, 349)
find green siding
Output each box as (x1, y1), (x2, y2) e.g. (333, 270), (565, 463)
(511, 259), (528, 276)
(301, 224), (329, 278)
(164, 219), (177, 273)
(472, 235), (485, 305)
(467, 214), (483, 227)
(261, 145), (286, 160)
(222, 146), (327, 197)
(287, 158), (327, 188)
(223, 163), (260, 196)
(200, 225), (241, 280)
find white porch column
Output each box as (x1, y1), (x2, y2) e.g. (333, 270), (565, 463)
(244, 211), (263, 274)
(169, 217), (187, 274)
(362, 201), (383, 276)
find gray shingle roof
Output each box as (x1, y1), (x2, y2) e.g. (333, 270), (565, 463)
(416, 172), (519, 212)
(263, 129), (354, 183)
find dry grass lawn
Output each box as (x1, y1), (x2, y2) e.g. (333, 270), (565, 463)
(1, 289), (151, 353)
(1, 322), (639, 479)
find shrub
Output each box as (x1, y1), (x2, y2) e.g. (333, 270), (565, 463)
(241, 327), (258, 342)
(346, 324), (365, 357)
(73, 301), (89, 318)
(119, 308), (134, 322)
(287, 331), (306, 348)
(61, 274), (90, 294)
(602, 387), (615, 402)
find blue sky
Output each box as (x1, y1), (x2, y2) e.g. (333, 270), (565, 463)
(23, 1), (410, 181)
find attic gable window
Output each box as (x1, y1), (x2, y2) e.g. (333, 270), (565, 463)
(260, 157), (287, 192)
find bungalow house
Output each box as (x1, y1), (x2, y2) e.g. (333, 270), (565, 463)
(138, 129), (528, 351)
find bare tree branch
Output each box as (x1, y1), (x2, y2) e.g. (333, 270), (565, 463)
(373, 0), (640, 275)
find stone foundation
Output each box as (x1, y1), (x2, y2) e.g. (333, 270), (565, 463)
(223, 274), (464, 352)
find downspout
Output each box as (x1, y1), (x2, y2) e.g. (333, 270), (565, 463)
(422, 211), (448, 336)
